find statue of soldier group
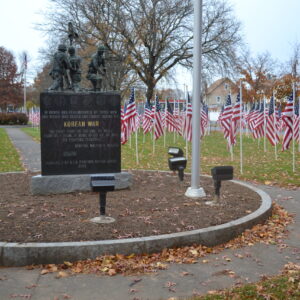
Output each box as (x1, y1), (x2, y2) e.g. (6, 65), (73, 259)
(48, 22), (106, 92)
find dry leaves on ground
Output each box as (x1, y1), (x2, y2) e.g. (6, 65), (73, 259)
(37, 203), (293, 277)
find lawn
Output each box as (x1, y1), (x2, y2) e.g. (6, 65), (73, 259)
(0, 128), (23, 172)
(122, 130), (300, 187)
(21, 127), (300, 187)
(191, 268), (300, 299)
(21, 127), (40, 142)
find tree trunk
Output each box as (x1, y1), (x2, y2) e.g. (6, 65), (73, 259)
(146, 80), (155, 104)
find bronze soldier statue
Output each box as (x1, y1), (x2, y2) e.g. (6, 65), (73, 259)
(87, 45), (106, 91)
(48, 44), (71, 91)
(68, 46), (81, 92)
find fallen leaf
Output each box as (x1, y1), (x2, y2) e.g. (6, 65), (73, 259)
(40, 269), (49, 275)
(108, 269), (117, 276)
(64, 261), (73, 267)
(55, 271), (69, 279)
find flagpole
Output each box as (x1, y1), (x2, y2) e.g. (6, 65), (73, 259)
(263, 95), (267, 152)
(185, 0), (206, 198)
(23, 55), (27, 114)
(174, 98), (178, 143)
(164, 98), (167, 148)
(143, 97), (146, 143)
(229, 89), (234, 161)
(240, 81), (243, 174)
(185, 86), (189, 160)
(273, 90), (278, 160)
(292, 82), (296, 172)
(153, 125), (155, 154)
(135, 129), (139, 164)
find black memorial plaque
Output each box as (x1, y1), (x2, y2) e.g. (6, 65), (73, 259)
(40, 92), (121, 175)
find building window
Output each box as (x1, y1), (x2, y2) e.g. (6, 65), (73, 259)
(224, 83), (229, 90)
(216, 96), (221, 103)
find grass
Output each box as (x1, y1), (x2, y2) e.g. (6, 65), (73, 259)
(0, 128), (23, 172)
(21, 127), (300, 187)
(191, 270), (300, 299)
(121, 130), (300, 187)
(21, 127), (41, 142)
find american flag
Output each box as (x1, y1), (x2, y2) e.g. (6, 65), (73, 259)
(200, 103), (209, 137)
(293, 100), (299, 143)
(165, 100), (177, 132)
(219, 94), (233, 143)
(154, 95), (164, 139)
(182, 94), (192, 142)
(266, 97), (280, 146)
(29, 108), (40, 127)
(174, 100), (179, 117)
(121, 106), (128, 145)
(253, 101), (265, 139)
(282, 94), (294, 150)
(245, 102), (255, 127)
(230, 92), (242, 145)
(142, 101), (153, 134)
(248, 102), (261, 139)
(124, 88), (138, 137)
(218, 105), (224, 128)
(173, 101), (182, 134)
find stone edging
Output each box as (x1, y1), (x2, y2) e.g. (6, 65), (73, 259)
(0, 179), (272, 267)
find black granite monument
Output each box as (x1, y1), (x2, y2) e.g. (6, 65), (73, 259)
(31, 22), (131, 196)
(40, 92), (121, 176)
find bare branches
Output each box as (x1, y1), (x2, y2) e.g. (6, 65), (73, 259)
(40, 0), (242, 101)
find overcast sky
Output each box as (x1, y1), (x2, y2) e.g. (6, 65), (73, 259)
(1, 0), (300, 84)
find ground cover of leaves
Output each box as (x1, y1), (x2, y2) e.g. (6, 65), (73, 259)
(35, 202), (293, 278)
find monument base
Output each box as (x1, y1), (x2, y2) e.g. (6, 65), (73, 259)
(31, 172), (132, 195)
(90, 216), (116, 224)
(185, 186), (206, 198)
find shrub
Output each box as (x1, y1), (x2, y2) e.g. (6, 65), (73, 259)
(0, 113), (28, 125)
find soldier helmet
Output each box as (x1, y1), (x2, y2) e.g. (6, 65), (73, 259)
(68, 46), (75, 54)
(97, 45), (106, 52)
(58, 44), (67, 52)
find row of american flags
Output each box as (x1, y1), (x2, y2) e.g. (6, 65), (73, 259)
(28, 108), (40, 127)
(218, 92), (300, 151)
(28, 87), (299, 154)
(121, 88), (209, 145)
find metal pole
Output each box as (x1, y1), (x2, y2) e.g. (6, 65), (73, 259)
(185, 0), (205, 198)
(99, 192), (107, 216)
(273, 90), (278, 160)
(292, 82), (296, 172)
(185, 85), (188, 160)
(240, 81), (243, 174)
(135, 130), (139, 164)
(263, 95), (267, 152)
(164, 98), (167, 147)
(23, 67), (27, 114)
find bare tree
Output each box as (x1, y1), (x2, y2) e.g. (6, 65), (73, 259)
(289, 42), (300, 79)
(41, 0), (242, 102)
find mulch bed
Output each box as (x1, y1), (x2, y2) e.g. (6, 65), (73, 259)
(0, 170), (261, 243)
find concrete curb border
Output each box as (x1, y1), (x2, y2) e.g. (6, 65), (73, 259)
(0, 180), (272, 267)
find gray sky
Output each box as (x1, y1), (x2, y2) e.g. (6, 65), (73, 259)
(1, 0), (300, 83)
(230, 0), (300, 62)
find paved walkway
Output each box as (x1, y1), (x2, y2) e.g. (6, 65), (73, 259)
(0, 128), (299, 300)
(4, 127), (41, 172)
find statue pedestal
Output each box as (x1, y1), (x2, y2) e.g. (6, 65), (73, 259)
(31, 172), (132, 195)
